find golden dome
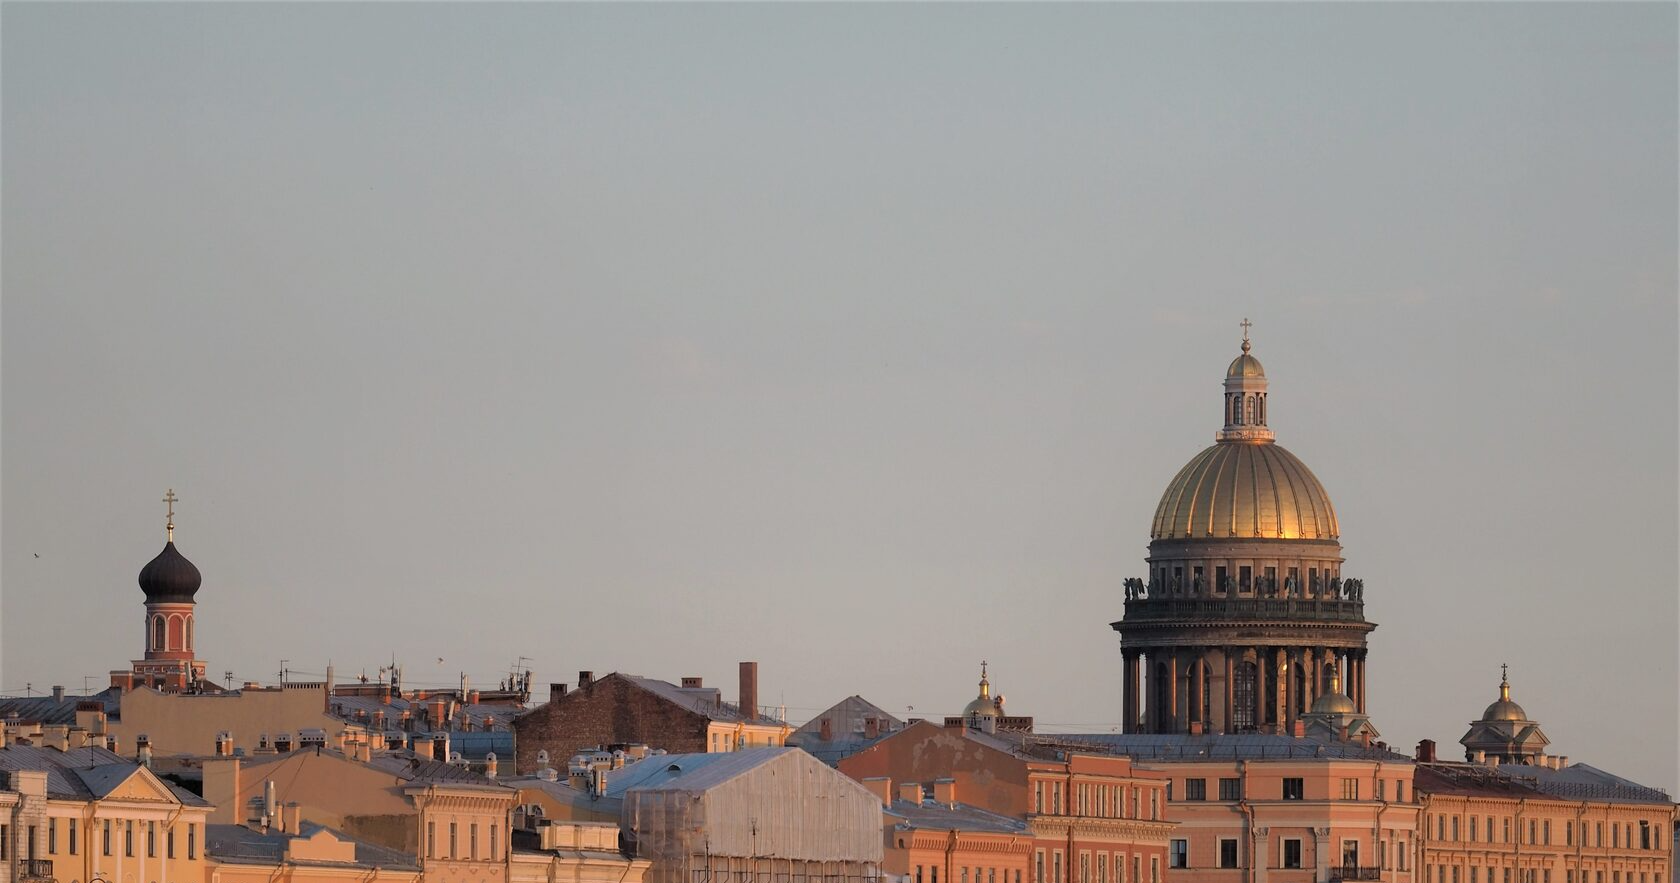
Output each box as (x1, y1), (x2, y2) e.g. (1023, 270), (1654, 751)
(1481, 669), (1527, 721)
(1227, 353), (1265, 378)
(1151, 441), (1339, 540)
(1312, 690), (1357, 715)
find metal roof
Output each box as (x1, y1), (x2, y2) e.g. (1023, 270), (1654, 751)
(206, 823), (420, 871)
(886, 799), (1027, 835)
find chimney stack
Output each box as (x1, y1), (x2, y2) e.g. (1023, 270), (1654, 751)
(681, 676), (703, 689)
(861, 777), (892, 807)
(51, 685), (65, 703)
(898, 783), (923, 804)
(864, 717), (880, 739)
(136, 735), (153, 767)
(283, 803), (302, 835)
(550, 683), (568, 702)
(819, 718), (833, 742)
(414, 737), (435, 761)
(739, 662), (759, 721)
(932, 778), (956, 806)
(578, 671), (594, 689)
(485, 753), (498, 778)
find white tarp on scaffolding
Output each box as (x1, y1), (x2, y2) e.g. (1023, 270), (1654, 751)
(622, 747), (883, 863)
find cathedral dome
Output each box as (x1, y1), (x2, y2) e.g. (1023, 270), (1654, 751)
(1151, 442), (1339, 540)
(1481, 698), (1527, 721)
(1311, 690), (1358, 716)
(961, 695), (1000, 720)
(139, 541), (201, 604)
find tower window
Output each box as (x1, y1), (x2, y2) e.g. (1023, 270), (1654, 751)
(153, 616), (165, 651)
(1239, 566), (1252, 592)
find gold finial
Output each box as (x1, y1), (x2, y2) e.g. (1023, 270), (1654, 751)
(1499, 663), (1510, 700)
(163, 488), (178, 542)
(1328, 662), (1342, 694)
(978, 660), (991, 696)
(1240, 318), (1253, 354)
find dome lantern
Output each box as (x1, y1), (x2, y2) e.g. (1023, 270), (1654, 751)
(1217, 319), (1274, 443)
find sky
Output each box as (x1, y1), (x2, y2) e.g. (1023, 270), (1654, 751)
(2, 3), (1675, 792)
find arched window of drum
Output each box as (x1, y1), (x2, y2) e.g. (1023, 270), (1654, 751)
(1246, 395), (1255, 424)
(1256, 395), (1265, 425)
(153, 616), (166, 651)
(185, 617), (193, 651)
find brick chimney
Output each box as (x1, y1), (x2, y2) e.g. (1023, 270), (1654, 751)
(681, 676), (703, 689)
(578, 671), (594, 689)
(1415, 739), (1437, 763)
(898, 782), (924, 804)
(738, 662), (758, 721)
(550, 683), (568, 702)
(864, 717), (880, 739)
(819, 718), (833, 741)
(932, 778), (956, 806)
(414, 737), (435, 761)
(861, 777), (892, 806)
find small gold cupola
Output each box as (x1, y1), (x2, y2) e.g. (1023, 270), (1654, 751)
(1217, 319), (1275, 443)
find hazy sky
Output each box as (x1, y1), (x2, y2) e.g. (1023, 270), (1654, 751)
(3, 3), (1675, 791)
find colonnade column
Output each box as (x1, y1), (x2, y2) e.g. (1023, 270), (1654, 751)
(1145, 652), (1159, 733)
(1167, 653), (1181, 733)
(1123, 650), (1141, 734)
(1223, 650), (1236, 734)
(1190, 651), (1206, 731)
(1284, 648), (1298, 731)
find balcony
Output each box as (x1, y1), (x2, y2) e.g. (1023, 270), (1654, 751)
(1120, 595), (1368, 624)
(20, 859), (54, 880)
(1326, 867), (1381, 882)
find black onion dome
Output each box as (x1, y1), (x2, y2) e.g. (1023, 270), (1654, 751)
(138, 542), (201, 603)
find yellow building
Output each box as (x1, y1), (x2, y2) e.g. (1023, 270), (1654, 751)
(1, 744), (213, 883)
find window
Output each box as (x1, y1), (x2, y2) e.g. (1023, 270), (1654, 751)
(1098, 853), (1107, 883)
(1545, 820), (1552, 845)
(1283, 778), (1304, 800)
(168, 826), (175, 859)
(1342, 841), (1359, 871)
(1184, 779), (1206, 801)
(1397, 781), (1406, 802)
(125, 820), (134, 856)
(1472, 817), (1479, 842)
(1, 824), (7, 860)
(450, 822), (458, 859)
(148, 821), (156, 857)
(1036, 851), (1045, 883)
(48, 819), (56, 855)
(1343, 778), (1360, 801)
(470, 822), (478, 860)
(1453, 816), (1460, 841)
(1054, 851), (1063, 883)
(1640, 821), (1651, 849)
(1567, 824), (1573, 847)
(1169, 841), (1188, 869)
(187, 823), (196, 859)
(427, 822), (436, 858)
(490, 824), (498, 861)
(1240, 566), (1253, 592)
(69, 820), (77, 856)
(1082, 853), (1091, 883)
(1283, 840), (1302, 869)
(1530, 820), (1537, 845)
(1505, 818), (1512, 843)
(1219, 778), (1242, 801)
(1150, 857), (1159, 883)
(1035, 782), (1045, 813)
(1377, 779), (1386, 801)
(1219, 839), (1238, 869)
(1054, 783), (1063, 815)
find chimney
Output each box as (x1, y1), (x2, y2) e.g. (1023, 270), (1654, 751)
(932, 778), (957, 806)
(550, 683), (568, 702)
(76, 702), (107, 735)
(433, 734), (450, 762)
(264, 779), (278, 826)
(592, 767), (607, 797)
(372, 709), (386, 731)
(1471, 749), (1486, 763)
(861, 777), (893, 807)
(68, 728), (91, 750)
(1291, 719), (1306, 738)
(429, 698), (447, 728)
(467, 690), (480, 706)
(864, 717), (880, 739)
(51, 685), (65, 703)
(356, 740), (373, 763)
(485, 753), (498, 778)
(283, 803), (302, 835)
(738, 662), (759, 721)
(898, 783), (924, 804)
(136, 734), (153, 767)
(578, 671), (594, 689)
(414, 737), (435, 761)
(42, 725), (70, 752)
(819, 718), (834, 742)
(681, 676), (703, 689)
(1557, 756), (1568, 768)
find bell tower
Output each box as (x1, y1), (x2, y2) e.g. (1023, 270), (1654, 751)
(128, 489), (207, 691)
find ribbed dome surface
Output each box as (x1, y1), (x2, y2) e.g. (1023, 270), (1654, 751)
(1227, 353), (1265, 377)
(1152, 441), (1339, 540)
(138, 541), (201, 603)
(961, 696), (999, 719)
(1481, 699), (1527, 722)
(1312, 691), (1358, 715)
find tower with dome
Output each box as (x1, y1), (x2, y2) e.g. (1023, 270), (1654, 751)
(1113, 325), (1375, 735)
(126, 488), (211, 691)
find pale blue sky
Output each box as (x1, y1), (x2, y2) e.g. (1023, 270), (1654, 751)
(3, 3), (1675, 790)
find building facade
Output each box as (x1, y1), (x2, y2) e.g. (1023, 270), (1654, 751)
(1113, 333), (1376, 735)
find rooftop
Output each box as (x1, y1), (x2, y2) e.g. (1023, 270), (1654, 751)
(207, 823), (420, 871)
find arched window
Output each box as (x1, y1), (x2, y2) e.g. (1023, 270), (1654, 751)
(185, 617), (193, 651)
(153, 616), (166, 651)
(1231, 395), (1242, 424)
(1246, 395), (1255, 424)
(1256, 395), (1265, 424)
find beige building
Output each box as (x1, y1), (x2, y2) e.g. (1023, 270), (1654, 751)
(1, 744), (213, 883)
(507, 821), (649, 883)
(203, 749), (514, 883)
(105, 684), (360, 760)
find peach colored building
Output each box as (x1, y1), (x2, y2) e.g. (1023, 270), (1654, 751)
(207, 823), (423, 883)
(839, 721), (1174, 883)
(1134, 745), (1421, 883)
(1415, 763), (1674, 883)
(856, 778), (1032, 883)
